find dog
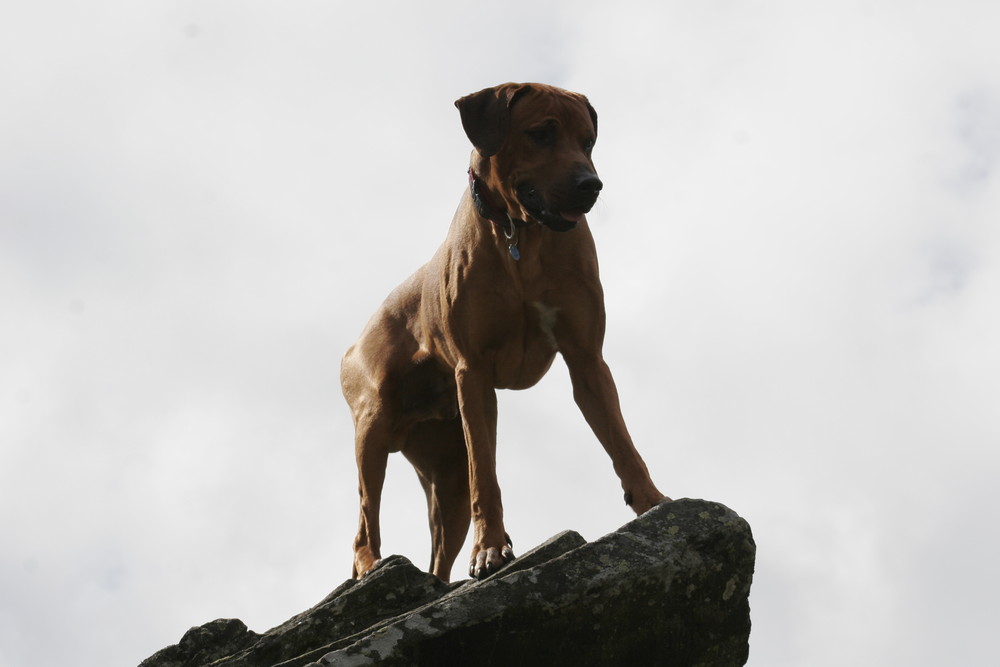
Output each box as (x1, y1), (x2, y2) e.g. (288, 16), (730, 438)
(341, 83), (667, 582)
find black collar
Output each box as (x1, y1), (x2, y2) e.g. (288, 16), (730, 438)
(468, 169), (530, 230)
(467, 168), (532, 261)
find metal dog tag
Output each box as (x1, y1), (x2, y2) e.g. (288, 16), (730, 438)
(508, 244), (521, 261)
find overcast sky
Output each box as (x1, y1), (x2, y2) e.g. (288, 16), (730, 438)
(2, 1), (999, 665)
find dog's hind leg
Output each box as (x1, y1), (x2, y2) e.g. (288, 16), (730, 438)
(351, 410), (395, 579)
(403, 416), (471, 582)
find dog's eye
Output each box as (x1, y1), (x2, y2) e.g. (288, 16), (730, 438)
(583, 138), (595, 154)
(526, 126), (555, 148)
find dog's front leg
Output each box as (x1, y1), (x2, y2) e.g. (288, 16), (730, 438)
(565, 351), (668, 514)
(455, 364), (515, 579)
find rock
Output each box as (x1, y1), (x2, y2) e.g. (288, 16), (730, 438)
(140, 499), (755, 667)
(138, 618), (259, 667)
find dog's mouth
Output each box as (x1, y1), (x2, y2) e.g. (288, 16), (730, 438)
(515, 183), (597, 232)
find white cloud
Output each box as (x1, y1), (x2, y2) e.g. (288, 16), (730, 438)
(1, 2), (999, 666)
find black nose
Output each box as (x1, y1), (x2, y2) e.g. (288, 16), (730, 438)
(576, 174), (603, 193)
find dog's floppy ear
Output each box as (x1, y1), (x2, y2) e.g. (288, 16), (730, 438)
(455, 83), (532, 157)
(586, 99), (598, 138)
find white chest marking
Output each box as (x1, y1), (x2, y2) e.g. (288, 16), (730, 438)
(532, 301), (560, 351)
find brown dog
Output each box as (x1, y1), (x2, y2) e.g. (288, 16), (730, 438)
(341, 83), (666, 582)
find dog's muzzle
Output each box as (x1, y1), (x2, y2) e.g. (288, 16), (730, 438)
(516, 172), (603, 232)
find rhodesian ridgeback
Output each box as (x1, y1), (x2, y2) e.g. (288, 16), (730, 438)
(341, 82), (667, 582)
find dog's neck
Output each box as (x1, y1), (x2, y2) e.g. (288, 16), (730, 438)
(467, 167), (530, 261)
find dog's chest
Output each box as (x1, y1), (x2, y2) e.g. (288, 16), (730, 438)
(532, 301), (560, 351)
(490, 300), (561, 390)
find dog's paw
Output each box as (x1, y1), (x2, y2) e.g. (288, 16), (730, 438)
(352, 555), (383, 580)
(361, 558), (383, 578)
(625, 489), (671, 515)
(468, 539), (515, 580)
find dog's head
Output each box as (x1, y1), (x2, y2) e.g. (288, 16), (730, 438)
(456, 83), (602, 232)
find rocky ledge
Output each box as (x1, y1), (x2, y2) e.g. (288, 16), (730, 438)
(140, 498), (755, 666)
